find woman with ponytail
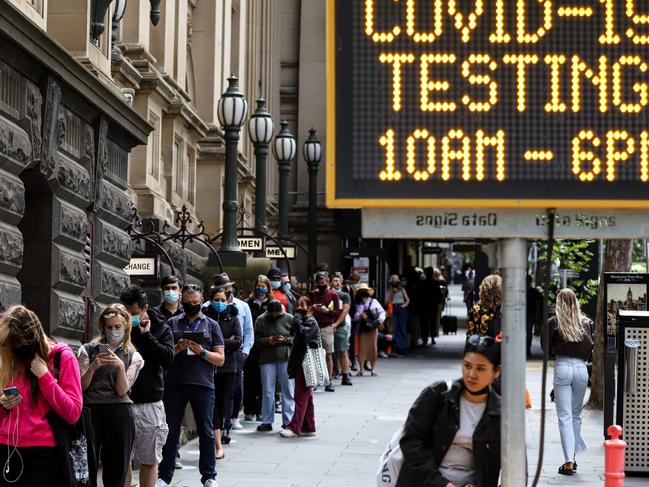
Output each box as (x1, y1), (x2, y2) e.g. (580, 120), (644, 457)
(0, 305), (83, 487)
(542, 288), (594, 476)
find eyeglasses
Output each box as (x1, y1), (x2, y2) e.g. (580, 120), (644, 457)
(182, 284), (203, 293)
(466, 335), (495, 348)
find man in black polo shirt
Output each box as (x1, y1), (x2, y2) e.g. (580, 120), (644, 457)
(157, 285), (225, 487)
(120, 286), (175, 487)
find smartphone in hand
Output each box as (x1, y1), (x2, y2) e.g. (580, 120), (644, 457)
(95, 343), (109, 355)
(3, 387), (19, 396)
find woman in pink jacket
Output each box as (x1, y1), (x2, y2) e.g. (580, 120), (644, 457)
(0, 305), (83, 487)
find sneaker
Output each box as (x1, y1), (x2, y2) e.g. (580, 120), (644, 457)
(378, 351), (389, 358)
(257, 423), (273, 432)
(157, 480), (171, 487)
(280, 428), (298, 438)
(231, 418), (243, 430)
(204, 480), (219, 487)
(174, 459), (183, 469)
(325, 384), (335, 392)
(301, 431), (317, 437)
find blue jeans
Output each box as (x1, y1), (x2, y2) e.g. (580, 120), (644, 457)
(554, 356), (589, 463)
(159, 384), (216, 484)
(392, 305), (409, 352)
(260, 361), (294, 426)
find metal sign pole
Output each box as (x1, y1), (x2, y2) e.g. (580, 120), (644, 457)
(500, 238), (528, 486)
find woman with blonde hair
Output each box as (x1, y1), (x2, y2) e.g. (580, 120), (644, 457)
(0, 305), (83, 487)
(542, 288), (593, 476)
(78, 304), (144, 487)
(466, 274), (502, 337)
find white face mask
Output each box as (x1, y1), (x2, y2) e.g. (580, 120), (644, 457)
(106, 329), (125, 344)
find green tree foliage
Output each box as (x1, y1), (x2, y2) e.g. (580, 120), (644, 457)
(534, 239), (599, 306)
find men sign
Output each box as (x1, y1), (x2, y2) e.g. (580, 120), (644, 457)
(327, 0), (649, 208)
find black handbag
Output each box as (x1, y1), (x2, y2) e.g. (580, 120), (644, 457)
(46, 351), (98, 487)
(360, 300), (381, 332)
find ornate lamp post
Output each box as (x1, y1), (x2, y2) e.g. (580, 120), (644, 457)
(273, 121), (297, 242)
(248, 98), (274, 239)
(303, 128), (322, 272)
(217, 76), (248, 262)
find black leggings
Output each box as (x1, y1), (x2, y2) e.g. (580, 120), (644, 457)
(90, 403), (135, 487)
(0, 445), (60, 487)
(213, 373), (236, 430)
(243, 348), (262, 416)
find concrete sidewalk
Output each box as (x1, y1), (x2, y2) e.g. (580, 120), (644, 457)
(166, 330), (644, 487)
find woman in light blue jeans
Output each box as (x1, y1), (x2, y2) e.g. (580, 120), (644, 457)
(542, 288), (594, 476)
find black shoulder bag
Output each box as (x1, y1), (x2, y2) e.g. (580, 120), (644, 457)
(46, 350), (98, 487)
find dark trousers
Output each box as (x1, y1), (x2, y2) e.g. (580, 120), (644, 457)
(285, 369), (315, 434)
(214, 372), (236, 430)
(349, 321), (359, 365)
(159, 384), (216, 484)
(0, 445), (60, 487)
(419, 311), (432, 344)
(243, 348), (262, 416)
(90, 403), (135, 487)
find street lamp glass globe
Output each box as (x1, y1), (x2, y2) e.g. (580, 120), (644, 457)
(273, 121), (297, 162)
(217, 76), (248, 129)
(303, 128), (322, 164)
(248, 98), (274, 144)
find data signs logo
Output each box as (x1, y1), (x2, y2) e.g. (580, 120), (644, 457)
(327, 0), (649, 208)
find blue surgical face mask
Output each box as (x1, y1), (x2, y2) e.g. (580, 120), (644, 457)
(163, 290), (179, 304)
(131, 315), (141, 327)
(282, 283), (291, 293)
(212, 301), (228, 313)
(270, 280), (281, 290)
(255, 287), (268, 297)
(106, 329), (125, 344)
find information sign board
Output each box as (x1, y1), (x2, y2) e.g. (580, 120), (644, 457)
(266, 246), (297, 259)
(124, 257), (158, 277)
(327, 0), (649, 208)
(238, 237), (264, 251)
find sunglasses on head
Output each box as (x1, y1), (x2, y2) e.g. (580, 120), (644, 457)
(466, 335), (495, 348)
(102, 312), (121, 319)
(182, 284), (203, 293)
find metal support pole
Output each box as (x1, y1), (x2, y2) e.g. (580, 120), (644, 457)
(307, 166), (318, 273)
(278, 161), (290, 241)
(254, 143), (269, 236)
(220, 129), (241, 252)
(500, 238), (528, 487)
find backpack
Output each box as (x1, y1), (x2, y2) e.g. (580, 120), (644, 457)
(47, 351), (98, 487)
(376, 380), (451, 486)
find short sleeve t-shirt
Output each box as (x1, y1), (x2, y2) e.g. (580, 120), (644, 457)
(165, 313), (225, 389)
(439, 397), (486, 486)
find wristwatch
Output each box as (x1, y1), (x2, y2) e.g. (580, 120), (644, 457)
(201, 349), (209, 360)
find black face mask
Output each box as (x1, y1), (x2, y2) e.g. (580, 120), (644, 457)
(317, 285), (328, 292)
(12, 344), (34, 361)
(183, 303), (202, 317)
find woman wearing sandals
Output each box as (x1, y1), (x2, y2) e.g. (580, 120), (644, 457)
(353, 283), (385, 376)
(542, 288), (593, 476)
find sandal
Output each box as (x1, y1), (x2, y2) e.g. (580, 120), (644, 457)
(558, 463), (574, 475)
(356, 371), (364, 376)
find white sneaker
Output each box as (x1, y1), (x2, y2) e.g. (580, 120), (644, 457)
(230, 418), (243, 430)
(204, 480), (219, 487)
(378, 351), (389, 358)
(280, 428), (298, 438)
(156, 480), (170, 487)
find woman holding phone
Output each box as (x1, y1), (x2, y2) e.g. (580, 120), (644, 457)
(0, 305), (83, 487)
(78, 304), (144, 487)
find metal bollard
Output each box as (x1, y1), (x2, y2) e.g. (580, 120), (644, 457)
(604, 425), (626, 487)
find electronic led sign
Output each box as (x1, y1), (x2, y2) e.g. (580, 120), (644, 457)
(327, 0), (649, 208)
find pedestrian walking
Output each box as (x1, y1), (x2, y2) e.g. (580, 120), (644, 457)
(331, 272), (353, 386)
(0, 305), (83, 487)
(386, 275), (410, 354)
(466, 274), (502, 338)
(353, 284), (385, 376)
(310, 272), (341, 391)
(542, 288), (593, 476)
(78, 304), (144, 487)
(157, 285), (225, 487)
(281, 297), (320, 438)
(120, 286), (175, 487)
(397, 335), (502, 487)
(254, 300), (294, 432)
(462, 264), (476, 313)
(204, 287), (242, 460)
(244, 275), (272, 421)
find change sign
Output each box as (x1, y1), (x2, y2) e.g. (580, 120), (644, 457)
(327, 0), (649, 208)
